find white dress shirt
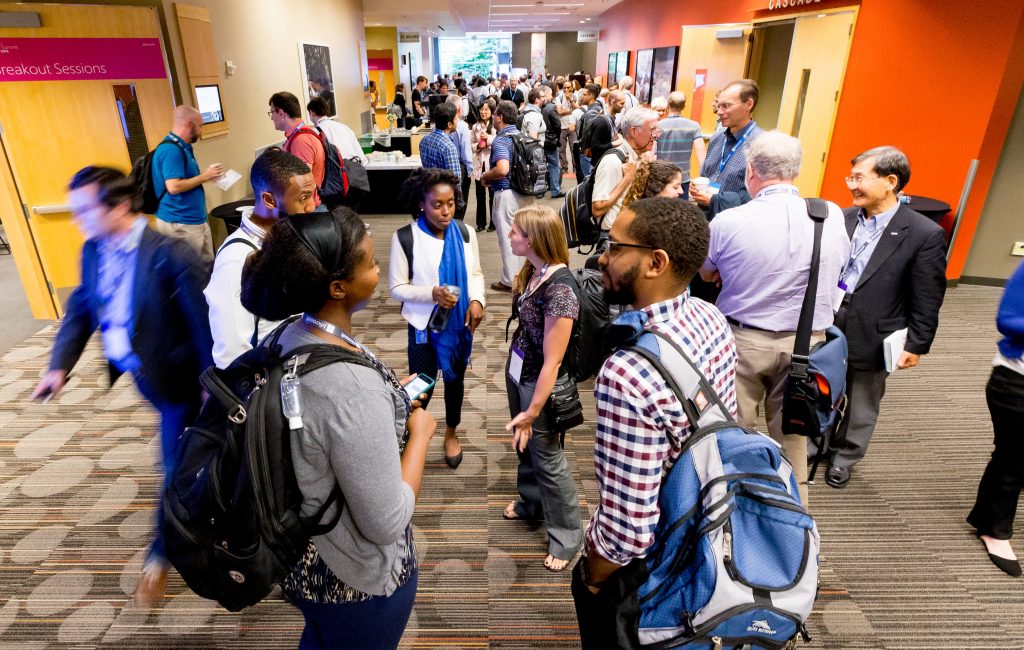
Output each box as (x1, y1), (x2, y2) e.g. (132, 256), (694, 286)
(314, 116), (368, 165)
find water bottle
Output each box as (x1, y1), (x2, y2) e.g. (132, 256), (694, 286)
(428, 285), (461, 333)
(280, 357), (303, 430)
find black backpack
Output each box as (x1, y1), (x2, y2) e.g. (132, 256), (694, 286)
(507, 131), (549, 197)
(559, 149), (627, 252)
(163, 318), (377, 611)
(289, 126), (349, 205)
(129, 137), (186, 215)
(465, 93), (482, 127)
(505, 267), (620, 383)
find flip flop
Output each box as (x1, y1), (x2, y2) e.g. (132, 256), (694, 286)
(544, 555), (569, 572)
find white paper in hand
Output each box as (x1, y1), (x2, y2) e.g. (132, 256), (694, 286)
(883, 328), (908, 373)
(214, 169), (242, 191)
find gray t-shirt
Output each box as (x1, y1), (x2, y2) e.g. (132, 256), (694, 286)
(278, 323), (414, 596)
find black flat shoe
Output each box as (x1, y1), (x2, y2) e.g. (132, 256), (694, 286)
(987, 552), (1022, 577)
(486, 225), (496, 232)
(444, 451), (464, 469)
(825, 465), (850, 489)
(475, 226), (486, 232)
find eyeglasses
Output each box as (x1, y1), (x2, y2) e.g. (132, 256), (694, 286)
(844, 174), (880, 187)
(607, 239), (655, 254)
(267, 110), (273, 117)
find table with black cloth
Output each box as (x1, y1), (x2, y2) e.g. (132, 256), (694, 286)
(361, 156), (423, 214)
(208, 199), (254, 235)
(902, 195), (951, 221)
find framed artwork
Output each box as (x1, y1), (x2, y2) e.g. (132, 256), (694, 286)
(607, 52), (618, 87)
(298, 42), (336, 116)
(635, 48), (654, 104)
(615, 51), (629, 86)
(651, 46), (679, 105)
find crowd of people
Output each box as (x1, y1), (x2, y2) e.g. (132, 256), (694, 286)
(24, 65), (1023, 650)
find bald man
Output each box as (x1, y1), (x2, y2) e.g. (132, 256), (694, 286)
(151, 105), (224, 265)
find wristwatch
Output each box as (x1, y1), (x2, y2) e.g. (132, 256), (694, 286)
(580, 556), (605, 591)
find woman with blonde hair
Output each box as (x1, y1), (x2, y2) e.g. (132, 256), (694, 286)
(622, 159), (685, 208)
(503, 205), (583, 572)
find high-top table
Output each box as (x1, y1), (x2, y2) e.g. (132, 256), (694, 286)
(362, 155), (423, 214)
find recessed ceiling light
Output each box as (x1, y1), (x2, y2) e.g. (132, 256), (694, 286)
(585, 17), (591, 21)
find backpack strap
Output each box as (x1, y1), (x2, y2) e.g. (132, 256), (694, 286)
(153, 137), (189, 205)
(216, 238), (262, 346)
(627, 329), (733, 433)
(791, 198), (829, 379)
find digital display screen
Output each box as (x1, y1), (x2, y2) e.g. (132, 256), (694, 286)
(195, 84), (225, 124)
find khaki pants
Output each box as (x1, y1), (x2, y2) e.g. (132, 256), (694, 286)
(731, 324), (824, 507)
(153, 219), (214, 266)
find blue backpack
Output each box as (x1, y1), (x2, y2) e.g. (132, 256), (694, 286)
(608, 326), (820, 650)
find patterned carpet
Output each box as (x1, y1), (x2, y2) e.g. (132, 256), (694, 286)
(0, 208), (1021, 649)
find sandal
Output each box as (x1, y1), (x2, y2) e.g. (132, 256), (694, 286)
(544, 555), (570, 572)
(502, 501), (522, 520)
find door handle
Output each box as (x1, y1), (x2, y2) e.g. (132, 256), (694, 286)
(32, 204), (72, 215)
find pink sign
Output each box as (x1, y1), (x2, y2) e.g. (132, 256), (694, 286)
(0, 38), (167, 82)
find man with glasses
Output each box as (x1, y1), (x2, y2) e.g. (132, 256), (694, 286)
(699, 131), (850, 505)
(690, 79), (764, 219)
(572, 197), (737, 648)
(591, 107), (660, 250)
(823, 146), (947, 488)
(556, 81), (577, 177)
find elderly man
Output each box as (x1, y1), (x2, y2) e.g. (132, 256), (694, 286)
(591, 106), (660, 245)
(825, 146), (947, 488)
(700, 131), (850, 505)
(690, 79), (763, 218)
(614, 75), (640, 130)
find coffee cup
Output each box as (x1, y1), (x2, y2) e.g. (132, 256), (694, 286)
(691, 177), (710, 193)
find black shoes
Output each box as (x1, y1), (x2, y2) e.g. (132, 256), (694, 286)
(490, 281), (512, 293)
(475, 225), (486, 232)
(987, 552), (1022, 577)
(444, 451), (464, 469)
(825, 465), (851, 489)
(486, 224), (496, 232)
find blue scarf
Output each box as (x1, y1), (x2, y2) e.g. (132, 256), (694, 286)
(417, 216), (473, 381)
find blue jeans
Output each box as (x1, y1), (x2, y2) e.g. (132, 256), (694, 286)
(291, 568), (418, 650)
(145, 395), (200, 564)
(545, 148), (562, 196)
(579, 153), (592, 177)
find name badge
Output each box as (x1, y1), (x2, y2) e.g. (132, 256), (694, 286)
(415, 328), (428, 345)
(508, 344), (525, 384)
(708, 181), (721, 194)
(832, 281), (849, 312)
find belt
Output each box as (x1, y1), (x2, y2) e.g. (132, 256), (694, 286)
(726, 316), (775, 333)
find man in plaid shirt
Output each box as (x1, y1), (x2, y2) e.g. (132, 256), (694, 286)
(571, 197), (738, 649)
(418, 102), (463, 182)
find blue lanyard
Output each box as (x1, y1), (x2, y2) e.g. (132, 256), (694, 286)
(717, 121), (755, 174)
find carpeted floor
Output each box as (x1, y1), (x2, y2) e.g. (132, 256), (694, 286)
(0, 210), (1020, 649)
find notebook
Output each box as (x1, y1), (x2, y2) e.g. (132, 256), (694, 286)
(883, 328), (908, 373)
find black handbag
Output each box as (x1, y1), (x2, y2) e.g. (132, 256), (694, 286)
(546, 374), (584, 431)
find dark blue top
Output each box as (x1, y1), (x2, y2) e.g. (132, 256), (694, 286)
(997, 260), (1024, 360)
(152, 133), (206, 225)
(489, 125), (518, 192)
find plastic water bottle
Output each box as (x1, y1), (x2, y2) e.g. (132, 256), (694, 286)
(428, 285), (461, 333)
(280, 358), (303, 430)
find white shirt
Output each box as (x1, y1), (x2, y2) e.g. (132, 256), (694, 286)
(591, 141), (639, 231)
(389, 224), (487, 330)
(521, 105), (545, 139)
(204, 212), (283, 368)
(703, 185), (852, 332)
(314, 117), (368, 165)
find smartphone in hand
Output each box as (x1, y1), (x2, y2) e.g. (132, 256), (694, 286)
(403, 373), (436, 400)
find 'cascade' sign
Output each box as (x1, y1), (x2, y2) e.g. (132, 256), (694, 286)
(0, 38), (166, 82)
(768, 0), (822, 8)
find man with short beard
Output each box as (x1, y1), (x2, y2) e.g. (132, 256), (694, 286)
(572, 197), (737, 648)
(151, 105), (225, 265)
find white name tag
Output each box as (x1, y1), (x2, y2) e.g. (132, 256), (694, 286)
(508, 345), (525, 384)
(832, 281), (848, 313)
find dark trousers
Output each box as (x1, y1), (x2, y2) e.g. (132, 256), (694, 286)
(571, 558), (620, 650)
(140, 388), (200, 564)
(456, 163), (471, 221)
(290, 568), (418, 650)
(474, 179), (493, 230)
(408, 325), (466, 428)
(681, 181), (690, 200)
(545, 147), (562, 196)
(572, 142), (585, 183)
(968, 365), (1024, 539)
(830, 367), (888, 470)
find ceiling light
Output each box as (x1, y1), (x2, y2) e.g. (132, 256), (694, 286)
(579, 19), (585, 23)
(586, 17), (591, 21)
(491, 11), (569, 14)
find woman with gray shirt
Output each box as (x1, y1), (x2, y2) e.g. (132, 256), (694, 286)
(241, 207), (435, 648)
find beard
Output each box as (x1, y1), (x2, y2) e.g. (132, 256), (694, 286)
(602, 261), (640, 306)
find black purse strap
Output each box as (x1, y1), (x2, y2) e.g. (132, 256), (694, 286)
(792, 198), (828, 378)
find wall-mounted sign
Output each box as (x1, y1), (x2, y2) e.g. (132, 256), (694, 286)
(756, 0), (860, 18)
(577, 29), (599, 42)
(399, 32), (421, 44)
(0, 38), (166, 82)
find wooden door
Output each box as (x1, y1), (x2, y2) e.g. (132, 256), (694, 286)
(0, 4), (173, 319)
(677, 24), (752, 179)
(775, 10), (857, 197)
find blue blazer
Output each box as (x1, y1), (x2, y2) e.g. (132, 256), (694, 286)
(49, 226), (214, 404)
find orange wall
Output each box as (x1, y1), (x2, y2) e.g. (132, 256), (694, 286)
(597, 0), (1024, 280)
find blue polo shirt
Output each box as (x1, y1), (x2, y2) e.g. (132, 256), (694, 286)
(152, 133), (206, 225)
(489, 125), (518, 192)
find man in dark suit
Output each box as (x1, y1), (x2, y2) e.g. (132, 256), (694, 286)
(32, 166), (214, 606)
(826, 147), (947, 488)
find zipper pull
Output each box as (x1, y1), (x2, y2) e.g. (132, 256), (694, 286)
(711, 636), (723, 650)
(722, 530), (733, 562)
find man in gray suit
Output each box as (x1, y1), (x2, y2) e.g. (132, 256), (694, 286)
(826, 146), (947, 488)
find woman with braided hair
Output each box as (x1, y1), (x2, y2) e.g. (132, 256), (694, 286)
(621, 159), (685, 209)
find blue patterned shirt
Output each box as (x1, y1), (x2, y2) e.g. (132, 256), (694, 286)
(419, 129), (462, 180)
(841, 203), (899, 291)
(489, 125), (518, 192)
(655, 115), (702, 181)
(700, 121), (762, 194)
(97, 217), (148, 372)
(586, 293), (737, 565)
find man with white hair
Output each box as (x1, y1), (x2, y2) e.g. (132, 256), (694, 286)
(656, 91), (706, 199)
(615, 75), (640, 130)
(699, 131), (850, 505)
(591, 106), (660, 245)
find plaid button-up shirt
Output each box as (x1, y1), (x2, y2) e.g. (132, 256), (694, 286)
(699, 121), (762, 195)
(419, 129), (462, 181)
(585, 292), (738, 565)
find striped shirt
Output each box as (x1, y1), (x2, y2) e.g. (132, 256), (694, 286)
(699, 121), (762, 194)
(655, 115), (703, 181)
(418, 129), (462, 180)
(585, 293), (738, 565)
(489, 125), (518, 192)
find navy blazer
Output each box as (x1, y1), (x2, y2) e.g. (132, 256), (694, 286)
(840, 204), (947, 371)
(49, 225), (214, 404)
